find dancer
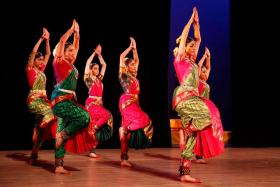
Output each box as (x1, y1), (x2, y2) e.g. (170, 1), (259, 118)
(51, 20), (92, 174)
(26, 28), (56, 165)
(172, 7), (224, 182)
(198, 47), (211, 99)
(191, 47), (212, 164)
(84, 44), (113, 158)
(119, 37), (153, 167)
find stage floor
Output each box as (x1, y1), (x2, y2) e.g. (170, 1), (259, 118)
(1, 148), (280, 187)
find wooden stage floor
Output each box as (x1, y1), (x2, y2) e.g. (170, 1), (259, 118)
(1, 148), (280, 187)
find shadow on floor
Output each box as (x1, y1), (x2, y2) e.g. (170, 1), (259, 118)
(6, 152), (80, 173)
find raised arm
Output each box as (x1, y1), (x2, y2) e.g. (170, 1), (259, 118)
(198, 47), (211, 78)
(204, 48), (211, 79)
(193, 8), (201, 43)
(73, 20), (80, 60)
(84, 50), (96, 82)
(42, 28), (50, 67)
(198, 47), (208, 76)
(130, 37), (139, 71)
(54, 20), (75, 59)
(27, 29), (45, 68)
(192, 8), (201, 58)
(95, 44), (107, 79)
(119, 40), (132, 75)
(177, 8), (195, 57)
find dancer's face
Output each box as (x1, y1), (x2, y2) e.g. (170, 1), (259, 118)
(185, 41), (196, 56)
(200, 66), (208, 81)
(127, 60), (137, 74)
(91, 64), (100, 76)
(34, 56), (44, 69)
(64, 45), (75, 62)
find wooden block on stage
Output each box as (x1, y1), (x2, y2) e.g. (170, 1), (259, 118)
(170, 119), (182, 147)
(223, 131), (232, 145)
(169, 119), (231, 147)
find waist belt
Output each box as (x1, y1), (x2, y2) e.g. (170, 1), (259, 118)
(51, 94), (76, 107)
(89, 95), (102, 99)
(30, 90), (46, 95)
(58, 88), (76, 97)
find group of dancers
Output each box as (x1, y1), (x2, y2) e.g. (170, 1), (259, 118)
(26, 7), (224, 183)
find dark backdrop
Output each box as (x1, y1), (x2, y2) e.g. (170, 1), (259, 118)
(0, 1), (171, 150)
(230, 1), (280, 146)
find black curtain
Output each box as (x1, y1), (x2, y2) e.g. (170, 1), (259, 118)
(0, 1), (171, 150)
(231, 1), (280, 146)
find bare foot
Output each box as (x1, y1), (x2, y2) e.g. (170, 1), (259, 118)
(120, 160), (132, 167)
(54, 166), (71, 175)
(195, 159), (207, 164)
(28, 153), (38, 165)
(180, 175), (201, 183)
(88, 152), (100, 158)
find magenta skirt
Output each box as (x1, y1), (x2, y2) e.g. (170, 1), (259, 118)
(119, 94), (150, 130)
(194, 98), (224, 158)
